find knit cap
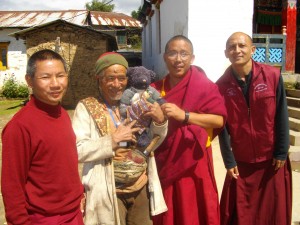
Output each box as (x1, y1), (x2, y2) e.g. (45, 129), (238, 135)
(95, 52), (128, 75)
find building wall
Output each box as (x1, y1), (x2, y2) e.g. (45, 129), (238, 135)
(0, 28), (27, 86)
(189, 0), (253, 81)
(25, 25), (110, 108)
(142, 1), (189, 78)
(0, 28), (26, 53)
(142, 0), (254, 82)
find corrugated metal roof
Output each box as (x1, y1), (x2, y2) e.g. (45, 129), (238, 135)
(8, 19), (118, 50)
(90, 11), (141, 28)
(0, 10), (142, 28)
(0, 10), (89, 27)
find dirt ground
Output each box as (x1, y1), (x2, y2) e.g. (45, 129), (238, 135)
(0, 112), (299, 224)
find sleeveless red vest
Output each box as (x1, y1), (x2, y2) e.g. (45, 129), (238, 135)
(217, 61), (280, 163)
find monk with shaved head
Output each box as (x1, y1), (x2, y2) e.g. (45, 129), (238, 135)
(216, 32), (292, 225)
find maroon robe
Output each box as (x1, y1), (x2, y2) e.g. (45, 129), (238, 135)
(151, 66), (227, 225)
(220, 159), (292, 225)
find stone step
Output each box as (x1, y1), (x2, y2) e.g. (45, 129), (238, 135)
(288, 106), (300, 120)
(287, 89), (300, 98)
(289, 145), (300, 161)
(289, 145), (300, 171)
(289, 117), (300, 132)
(290, 130), (300, 146)
(286, 89), (300, 98)
(287, 96), (300, 108)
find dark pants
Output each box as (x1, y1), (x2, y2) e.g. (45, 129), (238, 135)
(117, 185), (152, 225)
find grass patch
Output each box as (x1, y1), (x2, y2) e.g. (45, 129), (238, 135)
(0, 99), (26, 116)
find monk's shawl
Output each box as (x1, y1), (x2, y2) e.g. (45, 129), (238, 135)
(151, 65), (227, 187)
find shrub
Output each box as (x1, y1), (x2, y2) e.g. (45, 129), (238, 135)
(127, 34), (142, 50)
(1, 77), (29, 98)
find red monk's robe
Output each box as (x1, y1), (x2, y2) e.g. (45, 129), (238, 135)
(151, 66), (227, 225)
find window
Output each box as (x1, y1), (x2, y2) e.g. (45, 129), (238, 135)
(117, 35), (126, 45)
(116, 31), (127, 47)
(0, 42), (9, 71)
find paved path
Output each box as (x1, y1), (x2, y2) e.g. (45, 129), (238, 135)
(212, 139), (300, 225)
(0, 128), (299, 224)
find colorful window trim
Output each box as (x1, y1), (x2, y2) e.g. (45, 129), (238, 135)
(256, 10), (282, 26)
(0, 42), (9, 71)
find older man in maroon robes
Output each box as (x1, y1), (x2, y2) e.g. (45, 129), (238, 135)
(216, 32), (292, 225)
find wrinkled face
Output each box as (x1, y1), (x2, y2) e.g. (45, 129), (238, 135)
(164, 39), (195, 78)
(98, 64), (128, 104)
(26, 59), (68, 105)
(225, 33), (256, 66)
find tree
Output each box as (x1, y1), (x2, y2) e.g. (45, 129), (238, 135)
(85, 0), (115, 12)
(131, 6), (142, 19)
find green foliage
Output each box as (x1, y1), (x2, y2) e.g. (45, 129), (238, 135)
(85, 0), (115, 12)
(131, 6), (142, 19)
(127, 34), (142, 50)
(1, 76), (29, 99)
(284, 81), (297, 90)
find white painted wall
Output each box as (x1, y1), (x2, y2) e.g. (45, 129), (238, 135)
(0, 29), (27, 53)
(0, 52), (27, 86)
(143, 0), (189, 78)
(0, 28), (27, 87)
(188, 0), (253, 82)
(142, 0), (254, 82)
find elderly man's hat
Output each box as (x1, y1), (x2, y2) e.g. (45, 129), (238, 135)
(95, 52), (128, 74)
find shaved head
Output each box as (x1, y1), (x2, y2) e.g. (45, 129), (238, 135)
(224, 31), (256, 74)
(226, 32), (253, 49)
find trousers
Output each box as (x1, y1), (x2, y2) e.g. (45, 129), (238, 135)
(117, 185), (152, 225)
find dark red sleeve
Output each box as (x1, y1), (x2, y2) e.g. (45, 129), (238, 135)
(1, 122), (32, 225)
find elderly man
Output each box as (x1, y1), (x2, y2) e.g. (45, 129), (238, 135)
(216, 32), (292, 225)
(72, 52), (168, 225)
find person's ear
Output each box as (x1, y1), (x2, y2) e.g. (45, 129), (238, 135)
(163, 53), (168, 63)
(224, 49), (229, 58)
(251, 45), (256, 56)
(190, 54), (195, 64)
(25, 74), (33, 88)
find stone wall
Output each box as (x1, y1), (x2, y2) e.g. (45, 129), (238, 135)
(282, 73), (300, 90)
(25, 24), (113, 108)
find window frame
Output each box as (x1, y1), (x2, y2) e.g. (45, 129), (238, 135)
(0, 42), (9, 71)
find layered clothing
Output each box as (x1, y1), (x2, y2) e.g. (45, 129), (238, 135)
(217, 61), (292, 225)
(152, 65), (227, 225)
(1, 96), (84, 225)
(72, 97), (168, 225)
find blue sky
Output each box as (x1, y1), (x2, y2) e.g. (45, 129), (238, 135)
(0, 0), (141, 16)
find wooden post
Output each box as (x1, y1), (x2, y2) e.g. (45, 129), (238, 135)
(282, 0), (297, 73)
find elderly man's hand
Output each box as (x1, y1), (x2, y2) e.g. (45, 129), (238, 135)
(111, 120), (139, 150)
